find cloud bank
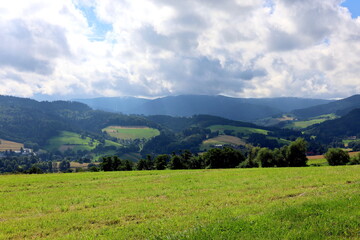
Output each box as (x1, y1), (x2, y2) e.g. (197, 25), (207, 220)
(0, 0), (359, 99)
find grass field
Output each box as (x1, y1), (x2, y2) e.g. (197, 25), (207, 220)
(307, 151), (360, 166)
(286, 114), (338, 129)
(103, 126), (160, 140)
(46, 131), (122, 152)
(208, 125), (269, 135)
(201, 135), (247, 151)
(0, 166), (359, 239)
(0, 139), (24, 152)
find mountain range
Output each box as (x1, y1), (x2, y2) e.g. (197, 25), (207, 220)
(74, 95), (333, 122)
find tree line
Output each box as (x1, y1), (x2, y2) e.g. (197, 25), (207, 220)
(1, 138), (359, 174)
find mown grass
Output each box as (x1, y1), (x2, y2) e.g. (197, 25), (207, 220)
(103, 126), (160, 140)
(0, 166), (359, 239)
(208, 125), (269, 135)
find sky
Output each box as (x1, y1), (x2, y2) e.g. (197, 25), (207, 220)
(0, 0), (360, 100)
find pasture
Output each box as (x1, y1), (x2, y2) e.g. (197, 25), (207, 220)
(0, 139), (24, 152)
(46, 131), (121, 152)
(0, 166), (359, 239)
(201, 135), (247, 150)
(286, 114), (338, 129)
(103, 126), (160, 140)
(208, 125), (269, 135)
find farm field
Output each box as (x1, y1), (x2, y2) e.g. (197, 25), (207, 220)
(208, 125), (269, 135)
(286, 114), (338, 129)
(0, 139), (23, 152)
(201, 135), (247, 151)
(0, 166), (359, 239)
(103, 126), (160, 140)
(45, 131), (122, 152)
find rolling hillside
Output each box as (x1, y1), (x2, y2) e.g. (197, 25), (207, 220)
(0, 95), (158, 148)
(293, 94), (360, 119)
(307, 108), (360, 143)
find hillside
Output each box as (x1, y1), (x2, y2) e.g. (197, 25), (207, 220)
(293, 94), (360, 119)
(146, 114), (261, 132)
(307, 108), (360, 143)
(141, 114), (301, 154)
(75, 95), (331, 122)
(0, 95), (157, 148)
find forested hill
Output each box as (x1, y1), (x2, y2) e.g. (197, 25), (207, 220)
(146, 114), (263, 132)
(307, 108), (360, 143)
(75, 95), (331, 122)
(293, 95), (360, 119)
(0, 95), (157, 147)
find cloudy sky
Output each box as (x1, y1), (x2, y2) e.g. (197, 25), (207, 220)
(0, 0), (359, 100)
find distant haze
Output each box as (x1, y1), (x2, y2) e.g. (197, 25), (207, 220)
(74, 95), (333, 122)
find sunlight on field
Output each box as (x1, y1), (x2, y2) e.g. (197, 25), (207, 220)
(0, 166), (359, 239)
(201, 135), (247, 150)
(103, 126), (160, 140)
(209, 125), (269, 135)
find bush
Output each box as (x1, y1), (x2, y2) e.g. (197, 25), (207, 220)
(349, 153), (360, 165)
(324, 148), (350, 166)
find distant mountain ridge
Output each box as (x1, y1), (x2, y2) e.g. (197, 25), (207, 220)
(74, 95), (332, 122)
(307, 108), (360, 143)
(292, 95), (360, 119)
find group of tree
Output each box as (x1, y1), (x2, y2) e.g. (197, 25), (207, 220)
(324, 148), (360, 166)
(0, 156), (54, 173)
(240, 138), (308, 168)
(100, 138), (310, 172)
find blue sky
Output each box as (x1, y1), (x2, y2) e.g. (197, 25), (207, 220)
(77, 5), (113, 41)
(342, 0), (360, 18)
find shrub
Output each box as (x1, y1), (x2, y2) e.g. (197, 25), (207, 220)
(324, 148), (350, 166)
(349, 153), (360, 165)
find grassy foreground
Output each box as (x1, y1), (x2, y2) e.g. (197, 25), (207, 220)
(0, 167), (359, 239)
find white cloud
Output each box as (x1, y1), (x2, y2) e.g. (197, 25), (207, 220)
(0, 0), (359, 99)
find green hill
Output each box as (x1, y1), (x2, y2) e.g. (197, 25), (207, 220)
(307, 108), (360, 143)
(0, 95), (158, 155)
(293, 94), (360, 119)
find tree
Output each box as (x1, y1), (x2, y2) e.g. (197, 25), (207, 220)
(101, 157), (113, 171)
(154, 154), (169, 170)
(348, 141), (360, 151)
(286, 138), (308, 167)
(325, 148), (350, 166)
(59, 160), (71, 172)
(204, 147), (245, 169)
(255, 148), (275, 167)
(239, 147), (260, 168)
(168, 155), (185, 170)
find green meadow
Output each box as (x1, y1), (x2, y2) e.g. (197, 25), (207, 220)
(45, 131), (122, 152)
(103, 126), (160, 140)
(286, 114), (338, 129)
(208, 125), (269, 135)
(0, 166), (359, 239)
